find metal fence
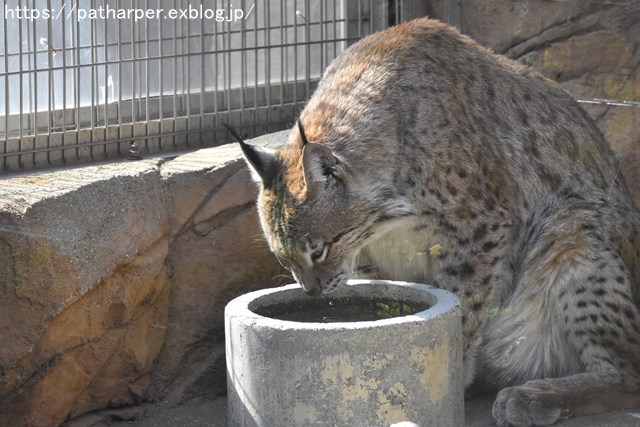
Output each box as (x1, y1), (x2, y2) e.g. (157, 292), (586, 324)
(0, 0), (425, 173)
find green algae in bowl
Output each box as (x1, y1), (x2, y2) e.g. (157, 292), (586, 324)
(252, 296), (430, 323)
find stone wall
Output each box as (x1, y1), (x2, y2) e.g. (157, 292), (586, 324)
(0, 132), (288, 426)
(427, 0), (640, 206)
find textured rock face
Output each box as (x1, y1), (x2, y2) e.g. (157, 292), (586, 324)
(0, 132), (288, 426)
(445, 0), (640, 206)
(148, 147), (290, 405)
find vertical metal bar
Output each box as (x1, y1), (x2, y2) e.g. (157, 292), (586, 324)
(18, 0), (25, 167)
(446, 0), (461, 29)
(61, 0), (68, 162)
(179, 0), (184, 125)
(90, 0), (97, 159)
(144, 0), (150, 151)
(135, 2), (140, 125)
(18, 0), (26, 166)
(3, 1), (9, 167)
(31, 0), (38, 165)
(117, 0), (123, 155)
(213, 0), (219, 143)
(240, 0), (246, 134)
(304, 0), (310, 99)
(159, 0), (165, 149)
(333, 0), (338, 61)
(46, 0), (53, 164)
(253, 0), (259, 136)
(74, 0), (81, 159)
(200, 0), (205, 144)
(103, 0), (109, 157)
(136, 1), (143, 134)
(280, 0), (286, 127)
(369, 0), (374, 32)
(293, 0), (298, 114)
(226, 0), (232, 131)
(395, 0), (400, 25)
(172, 0), (178, 148)
(357, 0), (362, 37)
(131, 0), (137, 145)
(320, 0), (324, 72)
(25, 0), (33, 129)
(264, 0), (271, 132)
(144, 0), (149, 123)
(340, 0), (347, 53)
(185, 0), (192, 146)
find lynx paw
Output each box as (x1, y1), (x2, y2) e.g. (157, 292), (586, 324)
(492, 381), (570, 426)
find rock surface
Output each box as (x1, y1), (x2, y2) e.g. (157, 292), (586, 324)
(0, 132), (288, 426)
(446, 0), (640, 206)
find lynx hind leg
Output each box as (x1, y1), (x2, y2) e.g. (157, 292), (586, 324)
(492, 263), (640, 425)
(491, 202), (640, 426)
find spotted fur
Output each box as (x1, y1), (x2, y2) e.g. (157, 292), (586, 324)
(236, 18), (640, 426)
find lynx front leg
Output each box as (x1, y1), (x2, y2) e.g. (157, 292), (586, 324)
(486, 198), (640, 426)
(493, 373), (640, 426)
(432, 241), (511, 386)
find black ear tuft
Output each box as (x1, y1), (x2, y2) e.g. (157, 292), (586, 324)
(298, 120), (309, 146)
(222, 122), (245, 145)
(223, 123), (278, 187)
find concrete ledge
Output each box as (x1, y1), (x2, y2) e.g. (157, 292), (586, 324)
(0, 131), (289, 426)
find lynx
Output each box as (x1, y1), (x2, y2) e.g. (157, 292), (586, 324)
(231, 18), (640, 426)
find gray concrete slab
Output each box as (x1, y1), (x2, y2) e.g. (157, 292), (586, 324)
(99, 394), (640, 427)
(464, 394), (640, 427)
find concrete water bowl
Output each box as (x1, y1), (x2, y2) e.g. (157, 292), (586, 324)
(225, 279), (463, 426)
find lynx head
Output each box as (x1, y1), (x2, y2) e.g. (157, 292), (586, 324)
(228, 122), (382, 296)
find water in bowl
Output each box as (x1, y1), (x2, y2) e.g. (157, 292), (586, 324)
(254, 297), (430, 323)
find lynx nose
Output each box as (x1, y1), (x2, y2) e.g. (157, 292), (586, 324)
(293, 270), (324, 296)
(303, 284), (322, 296)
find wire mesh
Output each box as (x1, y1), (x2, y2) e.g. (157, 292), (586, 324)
(0, 0), (422, 173)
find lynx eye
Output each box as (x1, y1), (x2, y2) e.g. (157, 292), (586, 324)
(310, 245), (329, 264)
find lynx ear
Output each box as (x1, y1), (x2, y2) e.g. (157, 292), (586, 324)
(224, 123), (278, 187)
(302, 143), (343, 191)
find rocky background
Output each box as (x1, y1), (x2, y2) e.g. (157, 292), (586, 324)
(0, 134), (289, 426)
(0, 1), (639, 426)
(428, 0), (640, 205)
